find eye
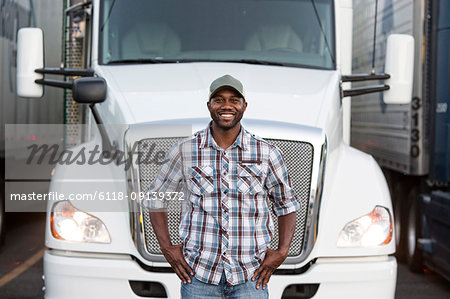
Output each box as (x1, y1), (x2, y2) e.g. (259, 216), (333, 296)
(230, 98), (241, 104)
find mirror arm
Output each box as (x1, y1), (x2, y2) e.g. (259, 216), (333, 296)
(89, 104), (117, 159)
(341, 73), (390, 82)
(35, 73), (116, 160)
(35, 79), (72, 89)
(341, 73), (391, 97)
(34, 67), (95, 89)
(342, 85), (390, 97)
(65, 0), (92, 14)
(35, 68), (94, 77)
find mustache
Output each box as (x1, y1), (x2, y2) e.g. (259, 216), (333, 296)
(218, 110), (236, 114)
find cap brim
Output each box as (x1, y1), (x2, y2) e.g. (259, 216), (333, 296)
(209, 85), (245, 100)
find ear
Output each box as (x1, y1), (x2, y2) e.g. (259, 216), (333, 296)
(243, 101), (248, 111)
(207, 100), (212, 110)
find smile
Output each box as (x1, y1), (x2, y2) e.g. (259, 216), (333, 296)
(219, 113), (235, 119)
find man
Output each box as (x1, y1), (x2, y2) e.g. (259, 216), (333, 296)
(146, 75), (300, 298)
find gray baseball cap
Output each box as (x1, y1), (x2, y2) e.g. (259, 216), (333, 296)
(209, 75), (245, 100)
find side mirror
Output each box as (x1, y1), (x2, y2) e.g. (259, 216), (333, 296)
(72, 77), (107, 104)
(16, 28), (44, 98)
(383, 34), (414, 104)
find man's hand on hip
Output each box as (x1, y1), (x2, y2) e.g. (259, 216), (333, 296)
(251, 248), (288, 290)
(149, 211), (194, 284)
(251, 212), (296, 290)
(161, 244), (194, 284)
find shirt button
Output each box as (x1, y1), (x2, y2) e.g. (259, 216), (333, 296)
(224, 190), (228, 194)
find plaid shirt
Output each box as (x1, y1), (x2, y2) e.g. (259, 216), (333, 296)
(146, 122), (300, 285)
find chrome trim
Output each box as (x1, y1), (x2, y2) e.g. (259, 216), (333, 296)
(285, 136), (327, 264)
(125, 124), (192, 262)
(125, 119), (327, 266)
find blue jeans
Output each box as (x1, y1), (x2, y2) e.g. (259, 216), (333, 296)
(181, 271), (269, 299)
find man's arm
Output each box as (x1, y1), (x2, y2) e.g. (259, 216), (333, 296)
(145, 143), (193, 283)
(149, 211), (193, 284)
(251, 212), (296, 290)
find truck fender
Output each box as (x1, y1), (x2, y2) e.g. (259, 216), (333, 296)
(312, 143), (396, 257)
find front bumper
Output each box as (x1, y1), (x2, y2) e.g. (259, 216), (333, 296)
(44, 250), (397, 299)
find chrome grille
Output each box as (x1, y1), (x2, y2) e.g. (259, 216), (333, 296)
(139, 138), (184, 253)
(64, 1), (90, 146)
(265, 139), (313, 255)
(138, 138), (313, 257)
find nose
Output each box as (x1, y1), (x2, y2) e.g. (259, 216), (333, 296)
(221, 100), (234, 108)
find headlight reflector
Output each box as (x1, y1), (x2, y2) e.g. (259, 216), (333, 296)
(50, 201), (111, 243)
(337, 206), (392, 247)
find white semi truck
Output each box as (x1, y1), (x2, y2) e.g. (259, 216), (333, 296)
(14, 0), (414, 298)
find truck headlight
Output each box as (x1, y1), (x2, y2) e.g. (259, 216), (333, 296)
(337, 206), (392, 247)
(50, 201), (111, 243)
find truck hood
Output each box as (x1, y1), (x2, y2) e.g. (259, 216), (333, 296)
(98, 63), (339, 128)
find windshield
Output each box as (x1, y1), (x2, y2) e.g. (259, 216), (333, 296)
(99, 0), (335, 69)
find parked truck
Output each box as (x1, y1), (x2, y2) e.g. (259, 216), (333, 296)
(352, 0), (450, 280)
(1, 0), (63, 244)
(14, 0), (415, 298)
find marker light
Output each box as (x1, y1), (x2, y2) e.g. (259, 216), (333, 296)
(337, 206), (392, 247)
(51, 201), (111, 243)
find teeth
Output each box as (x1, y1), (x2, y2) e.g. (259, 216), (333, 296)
(221, 114), (233, 117)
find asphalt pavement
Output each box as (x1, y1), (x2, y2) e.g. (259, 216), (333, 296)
(396, 263), (450, 298)
(0, 213), (45, 299)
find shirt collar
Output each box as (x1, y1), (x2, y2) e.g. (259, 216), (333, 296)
(200, 121), (248, 151)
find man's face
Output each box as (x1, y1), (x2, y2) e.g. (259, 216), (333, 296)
(207, 88), (247, 131)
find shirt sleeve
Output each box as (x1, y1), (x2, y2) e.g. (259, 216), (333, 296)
(143, 142), (183, 210)
(265, 145), (301, 216)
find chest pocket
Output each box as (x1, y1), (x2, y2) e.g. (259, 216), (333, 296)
(237, 163), (264, 194)
(187, 165), (215, 195)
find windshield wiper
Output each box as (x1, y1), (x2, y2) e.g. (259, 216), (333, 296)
(106, 58), (288, 66)
(176, 58), (287, 66)
(216, 59), (285, 66)
(104, 58), (318, 69)
(106, 59), (180, 65)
